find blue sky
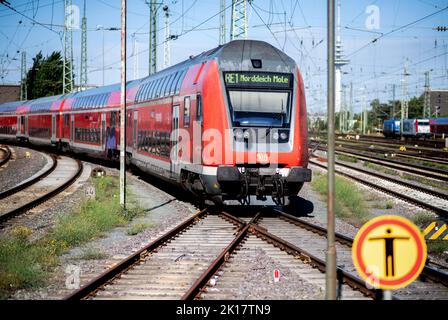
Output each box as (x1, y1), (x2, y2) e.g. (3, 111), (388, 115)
(0, 0), (447, 114)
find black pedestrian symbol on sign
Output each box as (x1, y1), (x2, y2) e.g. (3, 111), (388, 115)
(369, 228), (409, 277)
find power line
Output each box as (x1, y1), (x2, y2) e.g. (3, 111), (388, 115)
(347, 5), (448, 58)
(0, 1), (60, 35)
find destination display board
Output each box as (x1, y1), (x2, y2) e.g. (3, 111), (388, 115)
(224, 72), (293, 89)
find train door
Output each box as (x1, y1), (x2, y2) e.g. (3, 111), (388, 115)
(17, 116), (21, 136)
(51, 114), (56, 141)
(133, 111), (138, 150)
(24, 116), (28, 137)
(101, 113), (106, 150)
(70, 114), (74, 143)
(171, 105), (180, 175)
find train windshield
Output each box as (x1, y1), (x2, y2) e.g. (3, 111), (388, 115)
(228, 90), (291, 127)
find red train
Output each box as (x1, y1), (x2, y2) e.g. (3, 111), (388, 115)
(0, 40), (311, 205)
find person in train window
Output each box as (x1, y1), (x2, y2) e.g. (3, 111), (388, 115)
(108, 126), (117, 160)
(105, 127), (111, 158)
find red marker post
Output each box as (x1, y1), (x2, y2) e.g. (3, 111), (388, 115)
(273, 269), (280, 283)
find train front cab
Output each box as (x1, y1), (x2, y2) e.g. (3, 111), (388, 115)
(181, 40), (311, 205)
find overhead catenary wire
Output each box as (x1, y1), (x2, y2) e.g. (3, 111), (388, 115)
(347, 5), (448, 58)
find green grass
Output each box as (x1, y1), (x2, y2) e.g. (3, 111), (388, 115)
(402, 173), (448, 191)
(362, 161), (397, 176)
(77, 246), (108, 260)
(337, 155), (358, 163)
(0, 176), (144, 299)
(399, 158), (448, 171)
(127, 223), (151, 236)
(427, 241), (448, 255)
(411, 211), (436, 227)
(0, 228), (57, 298)
(311, 173), (371, 227)
(385, 200), (394, 209)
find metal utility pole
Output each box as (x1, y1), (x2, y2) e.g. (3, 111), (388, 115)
(349, 82), (353, 130)
(120, 0), (127, 208)
(133, 35), (139, 80)
(163, 5), (170, 69)
(392, 84), (396, 118)
(80, 0), (88, 91)
(342, 85), (348, 132)
(97, 26), (119, 86)
(326, 0), (337, 301)
(63, 0), (74, 93)
(147, 0), (158, 75)
(220, 0), (226, 45)
(20, 51), (27, 100)
(231, 0), (249, 40)
(401, 62), (410, 126)
(423, 71), (431, 118)
(335, 0), (349, 119)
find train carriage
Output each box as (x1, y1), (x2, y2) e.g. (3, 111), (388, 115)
(429, 118), (448, 136)
(0, 40), (311, 206)
(402, 119), (431, 138)
(0, 101), (22, 141)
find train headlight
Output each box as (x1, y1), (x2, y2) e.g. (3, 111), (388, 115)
(243, 130), (251, 139)
(235, 130), (244, 140)
(272, 131), (279, 140)
(280, 132), (288, 140)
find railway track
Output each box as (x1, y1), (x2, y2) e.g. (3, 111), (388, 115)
(0, 154), (83, 226)
(309, 158), (448, 218)
(310, 142), (448, 181)
(0, 145), (11, 167)
(318, 139), (448, 166)
(65, 209), (378, 300)
(65, 207), (448, 300)
(256, 210), (448, 300)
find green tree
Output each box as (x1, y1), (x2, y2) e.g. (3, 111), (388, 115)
(26, 51), (70, 99)
(408, 95), (424, 118)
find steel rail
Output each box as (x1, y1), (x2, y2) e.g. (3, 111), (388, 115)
(273, 209), (448, 287)
(310, 143), (448, 180)
(249, 222), (377, 299)
(0, 145), (11, 167)
(0, 154), (58, 200)
(311, 137), (448, 163)
(330, 140), (448, 165)
(64, 208), (209, 300)
(0, 158), (83, 225)
(330, 158), (448, 200)
(309, 159), (448, 218)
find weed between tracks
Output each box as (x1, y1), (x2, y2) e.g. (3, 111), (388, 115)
(0, 176), (145, 299)
(311, 173), (372, 227)
(337, 155), (358, 163)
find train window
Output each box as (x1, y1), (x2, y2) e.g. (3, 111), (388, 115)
(164, 74), (174, 96)
(145, 82), (152, 100)
(175, 69), (187, 94)
(153, 78), (162, 98)
(149, 81), (156, 99)
(159, 76), (169, 97)
(150, 80), (158, 99)
(157, 77), (167, 98)
(64, 114), (70, 126)
(184, 96), (191, 128)
(196, 94), (203, 122)
(172, 71), (182, 94)
(146, 82), (152, 100)
(168, 72), (177, 95)
(141, 83), (148, 101)
(170, 71), (180, 95)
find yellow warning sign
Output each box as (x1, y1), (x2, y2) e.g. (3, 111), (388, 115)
(352, 215), (427, 290)
(422, 222), (448, 240)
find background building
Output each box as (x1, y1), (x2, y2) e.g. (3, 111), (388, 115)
(430, 89), (448, 117)
(0, 84), (20, 103)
